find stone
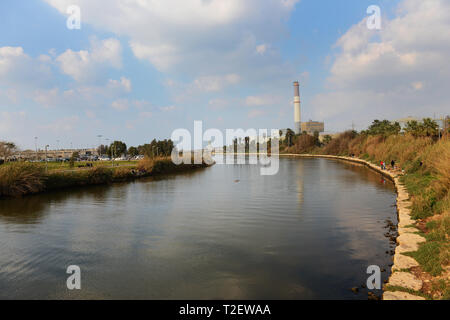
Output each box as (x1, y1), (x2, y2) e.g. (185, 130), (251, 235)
(388, 272), (423, 291)
(383, 291), (425, 300)
(398, 227), (418, 235)
(398, 213), (416, 227)
(396, 233), (426, 253)
(392, 254), (419, 271)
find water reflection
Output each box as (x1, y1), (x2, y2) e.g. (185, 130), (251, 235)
(0, 158), (396, 299)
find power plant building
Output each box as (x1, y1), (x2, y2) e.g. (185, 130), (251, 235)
(301, 121), (325, 134)
(292, 81), (324, 135)
(293, 81), (301, 134)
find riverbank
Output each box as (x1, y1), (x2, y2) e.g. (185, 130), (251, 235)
(0, 157), (212, 198)
(281, 134), (449, 300)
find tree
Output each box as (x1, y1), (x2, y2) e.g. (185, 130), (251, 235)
(421, 118), (439, 137)
(404, 120), (420, 136)
(445, 116), (450, 137)
(313, 131), (320, 146)
(128, 146), (139, 157)
(323, 135), (332, 145)
(97, 144), (108, 156)
(405, 118), (439, 137)
(285, 128), (295, 147)
(367, 120), (401, 136)
(137, 139), (174, 158)
(69, 152), (79, 168)
(109, 141), (127, 157)
(0, 141), (17, 160)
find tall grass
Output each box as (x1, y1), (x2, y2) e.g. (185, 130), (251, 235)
(137, 156), (210, 175)
(285, 134), (316, 154)
(0, 163), (45, 197)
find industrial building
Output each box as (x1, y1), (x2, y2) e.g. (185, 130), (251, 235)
(292, 81), (324, 135)
(301, 121), (325, 134)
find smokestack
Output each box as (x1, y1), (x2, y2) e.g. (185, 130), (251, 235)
(293, 81), (301, 134)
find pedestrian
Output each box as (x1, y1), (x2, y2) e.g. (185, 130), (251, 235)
(380, 160), (383, 170)
(391, 160), (395, 169)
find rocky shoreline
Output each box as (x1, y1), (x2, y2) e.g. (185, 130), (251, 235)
(281, 154), (426, 300)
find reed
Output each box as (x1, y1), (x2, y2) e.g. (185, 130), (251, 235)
(0, 162), (45, 197)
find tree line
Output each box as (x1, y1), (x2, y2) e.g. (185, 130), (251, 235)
(97, 139), (174, 158)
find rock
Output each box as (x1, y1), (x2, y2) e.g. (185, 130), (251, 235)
(398, 214), (415, 227)
(392, 254), (419, 271)
(398, 227), (418, 235)
(388, 272), (423, 291)
(368, 292), (380, 300)
(396, 233), (426, 253)
(383, 291), (425, 300)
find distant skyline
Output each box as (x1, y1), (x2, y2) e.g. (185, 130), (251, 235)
(1, 0), (449, 150)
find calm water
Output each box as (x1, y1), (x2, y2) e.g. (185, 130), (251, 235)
(0, 157), (397, 299)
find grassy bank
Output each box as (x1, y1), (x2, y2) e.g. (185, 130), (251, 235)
(281, 132), (449, 299)
(0, 157), (211, 198)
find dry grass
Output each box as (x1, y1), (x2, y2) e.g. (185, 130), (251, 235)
(137, 156), (157, 172)
(0, 162), (45, 197)
(285, 134), (316, 154)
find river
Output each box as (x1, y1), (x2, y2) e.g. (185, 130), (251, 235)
(0, 157), (397, 299)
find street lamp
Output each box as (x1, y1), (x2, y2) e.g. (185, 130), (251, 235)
(97, 134), (102, 146)
(45, 145), (49, 172)
(34, 136), (38, 160)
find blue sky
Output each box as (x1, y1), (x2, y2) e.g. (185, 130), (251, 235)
(1, 0), (449, 150)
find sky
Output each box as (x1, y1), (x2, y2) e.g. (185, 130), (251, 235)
(1, 0), (449, 150)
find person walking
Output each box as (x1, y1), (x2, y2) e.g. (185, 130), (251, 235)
(391, 160), (395, 169)
(380, 160), (384, 170)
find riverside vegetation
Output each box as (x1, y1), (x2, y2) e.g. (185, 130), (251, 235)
(0, 157), (210, 198)
(280, 118), (450, 300)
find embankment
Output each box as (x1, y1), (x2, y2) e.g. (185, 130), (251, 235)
(0, 157), (212, 198)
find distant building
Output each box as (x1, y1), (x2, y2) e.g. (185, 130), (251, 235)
(301, 120), (325, 134)
(292, 81), (324, 135)
(293, 81), (301, 134)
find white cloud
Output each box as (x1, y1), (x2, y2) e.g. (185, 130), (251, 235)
(193, 74), (240, 92)
(85, 110), (96, 119)
(56, 38), (122, 82)
(159, 106), (176, 112)
(245, 94), (282, 107)
(0, 46), (52, 87)
(311, 0), (450, 130)
(248, 109), (266, 118)
(33, 88), (60, 107)
(43, 0), (299, 81)
(208, 98), (229, 110)
(0, 111), (26, 135)
(40, 116), (80, 133)
(111, 99), (130, 111)
(107, 77), (132, 92)
(256, 44), (269, 55)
